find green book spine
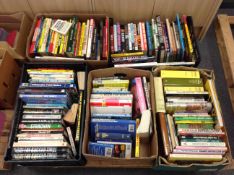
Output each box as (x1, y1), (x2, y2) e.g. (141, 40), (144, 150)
(174, 116), (214, 121)
(163, 78), (203, 87)
(19, 123), (62, 129)
(177, 124), (213, 129)
(66, 17), (76, 54)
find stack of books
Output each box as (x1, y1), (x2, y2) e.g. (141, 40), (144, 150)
(111, 14), (199, 67)
(29, 16), (109, 60)
(11, 68), (81, 160)
(155, 70), (227, 162)
(88, 76), (151, 158)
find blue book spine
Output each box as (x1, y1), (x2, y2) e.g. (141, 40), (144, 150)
(20, 83), (76, 89)
(88, 142), (114, 157)
(146, 21), (153, 56)
(95, 132), (132, 142)
(176, 14), (185, 58)
(90, 119), (136, 140)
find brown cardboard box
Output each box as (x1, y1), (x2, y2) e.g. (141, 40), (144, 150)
(0, 12), (32, 59)
(26, 13), (110, 69)
(152, 66), (231, 171)
(82, 67), (158, 168)
(0, 49), (21, 109)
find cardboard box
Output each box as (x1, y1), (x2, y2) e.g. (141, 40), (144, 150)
(82, 67), (158, 168)
(152, 66), (231, 171)
(26, 13), (110, 69)
(0, 12), (32, 59)
(0, 49), (21, 109)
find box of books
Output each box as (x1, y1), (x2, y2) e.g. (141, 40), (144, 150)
(5, 62), (87, 166)
(0, 49), (21, 109)
(82, 67), (158, 167)
(110, 14), (200, 68)
(26, 13), (110, 68)
(153, 66), (231, 171)
(0, 12), (32, 59)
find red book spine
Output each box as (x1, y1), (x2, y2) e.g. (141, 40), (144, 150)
(110, 26), (114, 54)
(105, 18), (109, 59)
(142, 22), (147, 52)
(29, 18), (41, 54)
(74, 22), (81, 56)
(102, 25), (106, 59)
(90, 99), (132, 107)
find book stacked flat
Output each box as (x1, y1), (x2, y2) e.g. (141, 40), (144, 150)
(88, 76), (151, 158)
(29, 16), (109, 60)
(11, 68), (80, 160)
(155, 70), (227, 162)
(111, 14), (199, 67)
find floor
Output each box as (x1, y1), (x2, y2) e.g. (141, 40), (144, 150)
(1, 8), (234, 175)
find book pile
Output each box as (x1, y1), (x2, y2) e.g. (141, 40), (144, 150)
(155, 70), (227, 162)
(88, 76), (152, 158)
(11, 68), (82, 160)
(111, 14), (199, 66)
(0, 28), (18, 47)
(29, 16), (109, 60)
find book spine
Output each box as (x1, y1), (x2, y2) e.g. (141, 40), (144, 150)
(66, 127), (77, 156)
(142, 77), (151, 110)
(159, 113), (170, 156)
(30, 18), (42, 54)
(75, 91), (83, 142)
(160, 70), (200, 78)
(135, 77), (147, 113)
(104, 17), (109, 59)
(91, 27), (97, 59)
(176, 14), (185, 59)
(114, 24), (118, 52)
(128, 23), (132, 51)
(142, 22), (147, 52)
(117, 23), (121, 52)
(133, 24), (138, 51)
(83, 19), (90, 56)
(78, 23), (85, 56)
(146, 21), (153, 56)
(37, 18), (47, 52)
(125, 25), (129, 51)
(110, 26), (114, 54)
(182, 15), (193, 56)
(95, 132), (132, 141)
(180, 141), (226, 147)
(121, 27), (125, 52)
(138, 22), (144, 52)
(130, 23), (135, 50)
(86, 19), (94, 58)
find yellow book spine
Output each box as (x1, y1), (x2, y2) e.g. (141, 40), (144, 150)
(184, 23), (193, 54)
(168, 154), (222, 162)
(78, 23), (86, 56)
(160, 70), (200, 78)
(164, 86), (204, 92)
(154, 77), (166, 112)
(59, 34), (65, 55)
(111, 52), (144, 58)
(54, 33), (61, 54)
(38, 18), (47, 52)
(175, 121), (215, 124)
(52, 32), (58, 54)
(135, 118), (140, 158)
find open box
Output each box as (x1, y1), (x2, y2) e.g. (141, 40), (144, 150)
(82, 67), (158, 168)
(0, 12), (32, 59)
(0, 49), (21, 109)
(26, 13), (110, 69)
(4, 62), (88, 166)
(152, 66), (231, 171)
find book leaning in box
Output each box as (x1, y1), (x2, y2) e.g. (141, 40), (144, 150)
(83, 68), (157, 166)
(154, 67), (230, 167)
(9, 68), (86, 161)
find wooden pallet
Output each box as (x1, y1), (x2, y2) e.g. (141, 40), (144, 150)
(215, 14), (234, 112)
(0, 110), (14, 170)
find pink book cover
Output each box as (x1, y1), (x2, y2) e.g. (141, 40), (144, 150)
(135, 77), (147, 113)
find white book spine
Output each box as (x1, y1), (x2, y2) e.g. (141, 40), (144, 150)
(114, 24), (118, 52)
(180, 141), (226, 147)
(86, 19), (94, 58)
(128, 23), (132, 51)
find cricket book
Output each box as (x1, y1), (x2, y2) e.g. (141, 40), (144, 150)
(88, 76), (152, 158)
(154, 69), (228, 163)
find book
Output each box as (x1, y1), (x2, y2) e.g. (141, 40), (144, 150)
(95, 132), (132, 142)
(161, 70), (200, 78)
(159, 113), (170, 156)
(168, 154), (223, 162)
(88, 142), (114, 157)
(163, 78), (203, 87)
